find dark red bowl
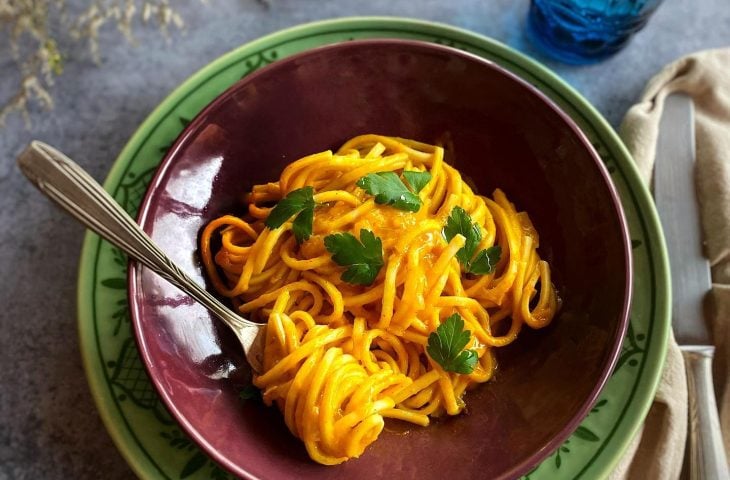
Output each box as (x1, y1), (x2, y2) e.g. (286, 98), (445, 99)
(129, 39), (631, 480)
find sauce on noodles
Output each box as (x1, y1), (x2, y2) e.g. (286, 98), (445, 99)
(200, 135), (558, 465)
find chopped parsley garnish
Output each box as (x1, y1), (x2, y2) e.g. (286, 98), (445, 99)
(324, 229), (384, 285)
(264, 186), (315, 244)
(468, 246), (502, 275)
(426, 313), (478, 374)
(443, 206), (502, 275)
(356, 170), (431, 212)
(402, 170), (432, 194)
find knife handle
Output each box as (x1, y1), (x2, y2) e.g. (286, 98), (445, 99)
(682, 346), (730, 479)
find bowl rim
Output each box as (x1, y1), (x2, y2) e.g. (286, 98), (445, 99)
(127, 37), (633, 480)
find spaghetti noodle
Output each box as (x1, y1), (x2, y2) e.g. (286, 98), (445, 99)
(200, 135), (558, 465)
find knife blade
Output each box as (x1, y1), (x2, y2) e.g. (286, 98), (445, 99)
(655, 92), (711, 345)
(654, 92), (729, 479)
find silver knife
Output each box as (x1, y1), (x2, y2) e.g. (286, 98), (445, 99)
(654, 92), (730, 479)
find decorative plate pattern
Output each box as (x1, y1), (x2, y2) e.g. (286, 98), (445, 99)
(77, 17), (670, 480)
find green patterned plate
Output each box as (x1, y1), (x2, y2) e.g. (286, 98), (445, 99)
(77, 17), (670, 480)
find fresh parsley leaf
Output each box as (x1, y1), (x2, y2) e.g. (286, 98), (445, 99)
(324, 229), (384, 285)
(443, 206), (501, 275)
(263, 186), (314, 229)
(239, 385), (261, 402)
(291, 201), (314, 243)
(264, 186), (315, 243)
(356, 172), (421, 212)
(402, 170), (432, 194)
(426, 313), (478, 374)
(443, 206), (483, 266)
(468, 246), (502, 275)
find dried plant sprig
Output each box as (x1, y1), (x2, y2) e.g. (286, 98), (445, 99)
(72, 0), (186, 62)
(0, 0), (63, 126)
(0, 0), (198, 128)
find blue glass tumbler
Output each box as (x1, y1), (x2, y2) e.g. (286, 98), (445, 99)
(527, 0), (664, 64)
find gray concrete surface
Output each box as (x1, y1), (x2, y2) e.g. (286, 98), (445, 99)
(0, 0), (728, 478)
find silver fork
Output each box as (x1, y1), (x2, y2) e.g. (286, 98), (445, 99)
(17, 141), (266, 373)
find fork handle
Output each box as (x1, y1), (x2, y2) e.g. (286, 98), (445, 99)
(16, 140), (253, 331)
(682, 346), (730, 479)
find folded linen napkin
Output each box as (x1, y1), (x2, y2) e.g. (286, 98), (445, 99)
(609, 49), (730, 479)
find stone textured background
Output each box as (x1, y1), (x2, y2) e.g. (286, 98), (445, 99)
(0, 1), (728, 478)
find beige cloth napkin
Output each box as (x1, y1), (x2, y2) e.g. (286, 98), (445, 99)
(608, 49), (730, 479)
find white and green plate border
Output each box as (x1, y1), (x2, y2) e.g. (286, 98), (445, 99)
(76, 16), (671, 480)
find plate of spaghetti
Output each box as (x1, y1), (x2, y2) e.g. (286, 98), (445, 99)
(128, 39), (632, 479)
